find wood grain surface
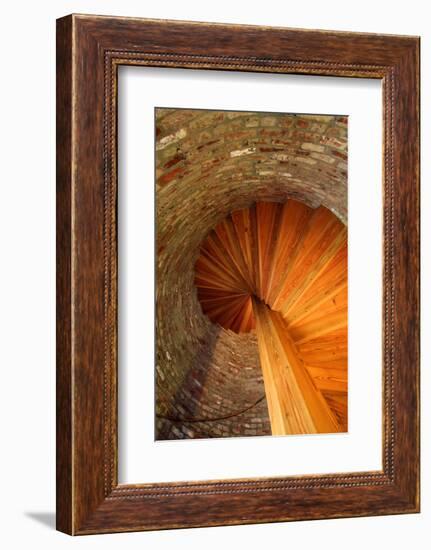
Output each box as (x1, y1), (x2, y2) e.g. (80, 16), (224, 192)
(195, 200), (348, 433)
(56, 14), (420, 535)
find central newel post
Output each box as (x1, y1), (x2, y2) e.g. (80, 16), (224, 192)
(252, 298), (339, 435)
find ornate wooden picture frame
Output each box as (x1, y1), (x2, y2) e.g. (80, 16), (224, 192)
(56, 14), (420, 534)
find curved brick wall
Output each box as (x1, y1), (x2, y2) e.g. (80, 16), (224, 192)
(155, 108), (347, 439)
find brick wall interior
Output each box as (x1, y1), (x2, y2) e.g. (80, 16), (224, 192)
(155, 108), (347, 440)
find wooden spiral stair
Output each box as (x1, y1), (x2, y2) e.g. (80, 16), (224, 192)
(195, 200), (348, 435)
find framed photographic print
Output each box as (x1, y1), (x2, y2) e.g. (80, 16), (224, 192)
(56, 14), (420, 534)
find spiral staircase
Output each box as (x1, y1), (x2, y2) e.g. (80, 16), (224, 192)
(195, 200), (348, 435)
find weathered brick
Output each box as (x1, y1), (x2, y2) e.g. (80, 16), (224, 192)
(294, 156), (317, 165)
(156, 128), (187, 150)
(230, 147), (256, 158)
(310, 152), (336, 164)
(301, 142), (325, 153)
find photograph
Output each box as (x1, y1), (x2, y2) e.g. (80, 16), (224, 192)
(155, 108), (348, 440)
(0, 1), (422, 544)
